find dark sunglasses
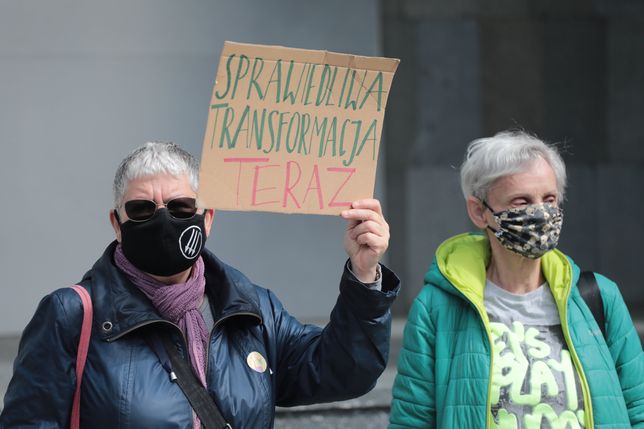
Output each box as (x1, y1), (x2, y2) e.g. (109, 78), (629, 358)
(123, 197), (198, 222)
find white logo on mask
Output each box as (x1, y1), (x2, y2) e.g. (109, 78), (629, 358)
(179, 225), (202, 259)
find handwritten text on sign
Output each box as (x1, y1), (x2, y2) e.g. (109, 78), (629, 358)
(198, 42), (399, 215)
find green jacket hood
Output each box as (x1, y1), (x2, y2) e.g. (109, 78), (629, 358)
(425, 232), (578, 314)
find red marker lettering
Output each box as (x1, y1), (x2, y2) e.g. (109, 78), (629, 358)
(224, 157), (270, 206)
(327, 167), (356, 207)
(282, 161), (302, 208)
(302, 165), (324, 209)
(252, 164), (280, 206)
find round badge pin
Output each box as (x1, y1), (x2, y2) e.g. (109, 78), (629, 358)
(246, 351), (268, 373)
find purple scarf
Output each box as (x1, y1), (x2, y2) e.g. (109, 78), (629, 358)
(113, 244), (209, 387)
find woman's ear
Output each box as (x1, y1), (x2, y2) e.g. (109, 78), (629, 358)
(109, 209), (122, 242)
(466, 196), (489, 229)
(204, 209), (215, 237)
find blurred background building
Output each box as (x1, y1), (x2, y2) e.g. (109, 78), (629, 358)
(1, 0), (643, 426)
(382, 0), (644, 316)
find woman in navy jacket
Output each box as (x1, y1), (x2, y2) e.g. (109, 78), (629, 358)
(1, 142), (399, 428)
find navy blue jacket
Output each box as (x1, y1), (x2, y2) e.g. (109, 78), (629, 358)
(1, 242), (399, 428)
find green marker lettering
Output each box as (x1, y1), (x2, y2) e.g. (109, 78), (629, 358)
(214, 55), (235, 99)
(265, 59), (282, 103)
(264, 110), (280, 154)
(359, 71), (384, 111)
(219, 106), (236, 148)
(343, 69), (358, 110)
(341, 120), (360, 165)
(315, 64), (332, 106)
(247, 57), (265, 100)
(285, 112), (300, 153)
(231, 54), (250, 99)
(251, 108), (267, 150)
(303, 64), (317, 105)
(343, 119), (377, 166)
(209, 103), (229, 148)
(326, 117), (338, 157)
(282, 60), (297, 104)
(338, 118), (351, 157)
(299, 63), (312, 104)
(298, 113), (311, 155)
(337, 67), (350, 108)
(230, 105), (250, 149)
(275, 111), (290, 152)
(313, 116), (328, 157)
(348, 69), (368, 111)
(325, 65), (339, 106)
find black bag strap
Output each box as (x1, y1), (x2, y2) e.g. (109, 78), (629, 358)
(148, 333), (232, 429)
(578, 271), (606, 339)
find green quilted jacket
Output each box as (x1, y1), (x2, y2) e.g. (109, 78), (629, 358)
(389, 233), (644, 428)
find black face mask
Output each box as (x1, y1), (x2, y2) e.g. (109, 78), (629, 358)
(116, 208), (206, 276)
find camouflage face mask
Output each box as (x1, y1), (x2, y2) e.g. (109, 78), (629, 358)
(483, 201), (564, 259)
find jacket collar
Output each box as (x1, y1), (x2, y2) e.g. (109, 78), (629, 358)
(427, 232), (576, 311)
(85, 241), (263, 342)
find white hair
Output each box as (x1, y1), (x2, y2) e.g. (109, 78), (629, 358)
(460, 130), (567, 201)
(113, 142), (199, 207)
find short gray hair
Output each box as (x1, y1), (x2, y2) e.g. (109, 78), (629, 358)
(113, 142), (199, 207)
(460, 130), (567, 202)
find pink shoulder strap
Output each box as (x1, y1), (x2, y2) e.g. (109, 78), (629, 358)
(69, 285), (93, 429)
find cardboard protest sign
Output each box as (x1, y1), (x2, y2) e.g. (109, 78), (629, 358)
(198, 41), (399, 215)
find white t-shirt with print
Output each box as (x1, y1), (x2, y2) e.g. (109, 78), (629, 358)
(485, 280), (585, 429)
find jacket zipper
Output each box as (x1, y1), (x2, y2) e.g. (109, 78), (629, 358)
(454, 288), (494, 429)
(104, 319), (184, 343)
(204, 312), (263, 379)
(558, 267), (594, 429)
(472, 300), (494, 429)
(106, 312), (264, 388)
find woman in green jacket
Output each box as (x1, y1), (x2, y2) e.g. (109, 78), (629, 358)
(390, 130), (644, 428)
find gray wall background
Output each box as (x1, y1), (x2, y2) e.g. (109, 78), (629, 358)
(0, 0), (383, 335)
